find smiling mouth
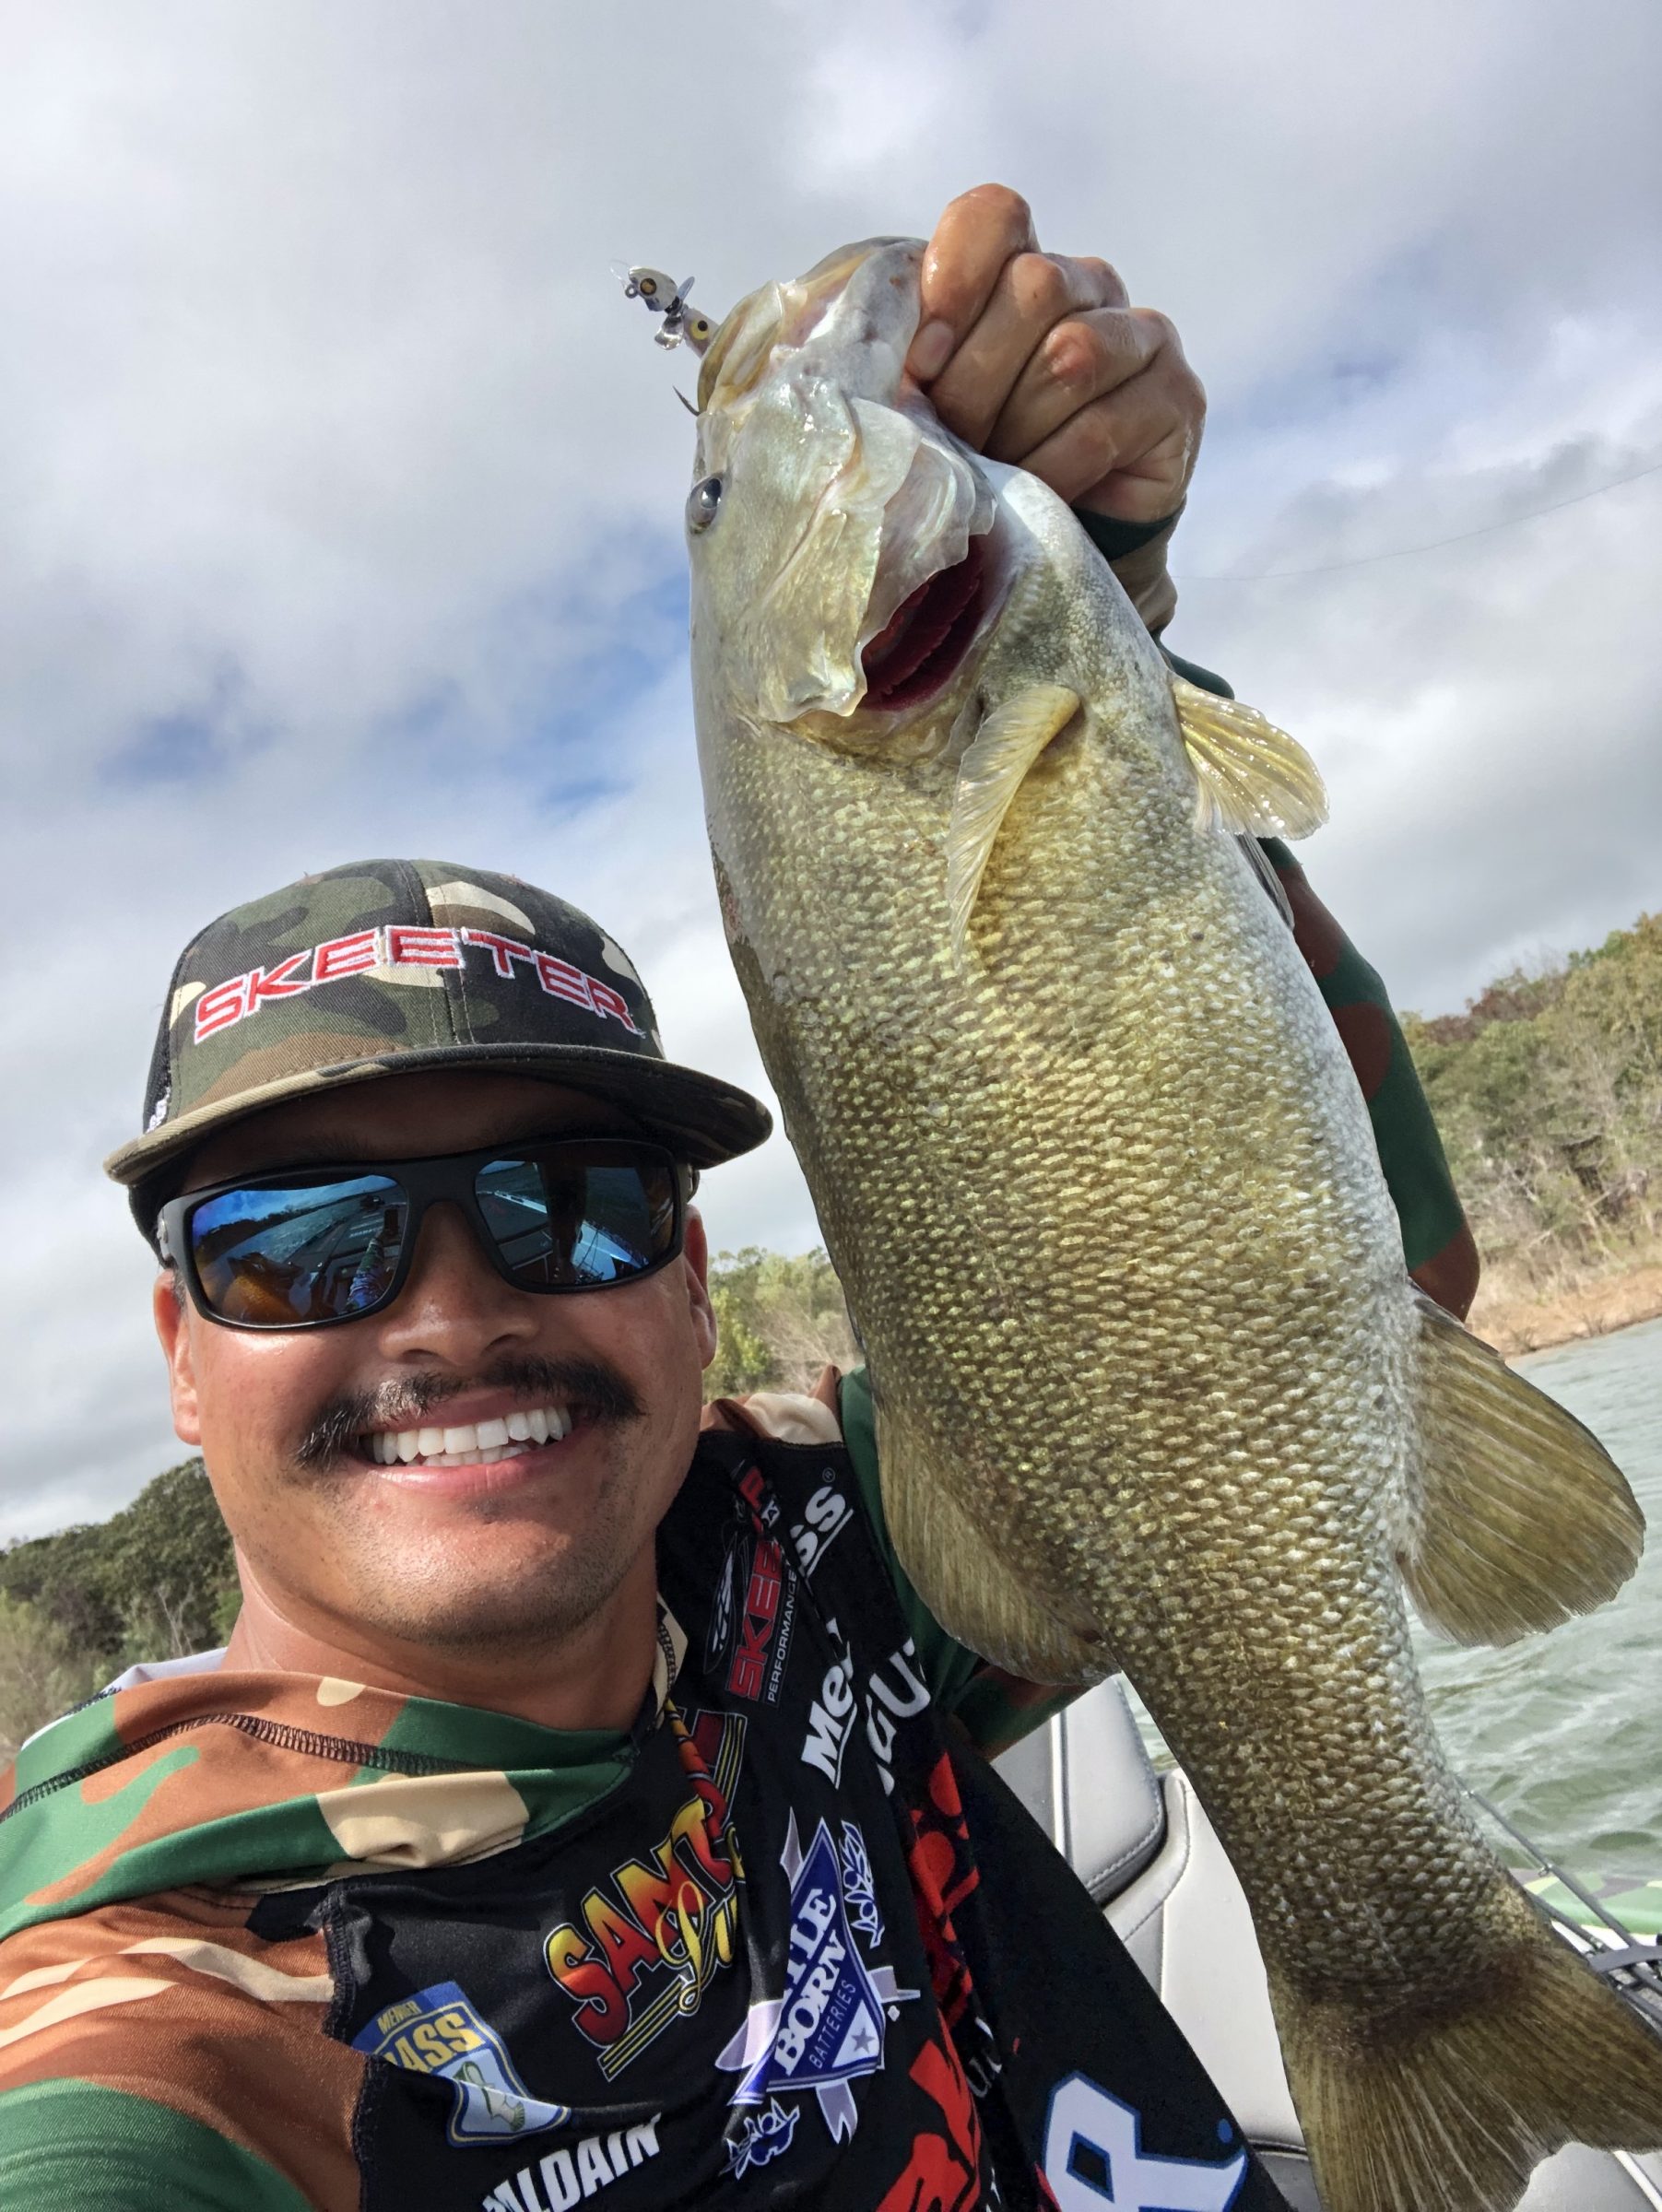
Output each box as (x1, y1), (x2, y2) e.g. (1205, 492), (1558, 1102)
(357, 1403), (572, 1470)
(860, 534), (989, 712)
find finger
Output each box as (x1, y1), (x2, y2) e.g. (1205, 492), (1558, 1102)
(984, 304), (1166, 465)
(1018, 369), (1204, 517)
(928, 253), (1128, 452)
(906, 182), (1038, 382)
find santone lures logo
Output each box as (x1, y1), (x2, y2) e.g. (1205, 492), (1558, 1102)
(544, 1707), (748, 2080)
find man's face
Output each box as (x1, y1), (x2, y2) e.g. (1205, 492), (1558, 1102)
(153, 1071), (718, 1662)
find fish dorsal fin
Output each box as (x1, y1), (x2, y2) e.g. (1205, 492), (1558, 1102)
(1399, 1288), (1643, 1644)
(946, 684), (1081, 964)
(1172, 674), (1327, 840)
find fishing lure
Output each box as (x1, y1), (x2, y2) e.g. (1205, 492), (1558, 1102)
(612, 264), (715, 353)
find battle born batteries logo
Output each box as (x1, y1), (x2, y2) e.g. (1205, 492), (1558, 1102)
(717, 1812), (916, 2176)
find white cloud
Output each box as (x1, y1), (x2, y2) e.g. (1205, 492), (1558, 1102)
(2, 0), (1657, 1535)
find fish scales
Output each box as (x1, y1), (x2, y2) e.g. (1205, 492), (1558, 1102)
(687, 237), (1662, 2212)
(704, 505), (1482, 1981)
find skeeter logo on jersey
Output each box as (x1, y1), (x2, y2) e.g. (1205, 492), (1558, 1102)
(717, 1810), (918, 2172)
(874, 2038), (984, 2212)
(353, 1981), (570, 2148)
(543, 1709), (746, 2082)
(706, 1475), (800, 1706)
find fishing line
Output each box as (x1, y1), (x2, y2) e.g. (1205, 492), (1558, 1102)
(1173, 453), (1662, 584)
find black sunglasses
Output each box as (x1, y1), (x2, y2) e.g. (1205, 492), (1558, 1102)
(157, 1137), (693, 1331)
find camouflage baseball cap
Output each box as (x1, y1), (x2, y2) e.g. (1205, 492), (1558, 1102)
(106, 858), (772, 1237)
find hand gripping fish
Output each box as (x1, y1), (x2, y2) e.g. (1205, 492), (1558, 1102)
(682, 238), (1662, 2212)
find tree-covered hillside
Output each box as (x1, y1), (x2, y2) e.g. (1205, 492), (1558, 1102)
(703, 1245), (857, 1399)
(1402, 912), (1661, 1300)
(0, 1459), (236, 1755)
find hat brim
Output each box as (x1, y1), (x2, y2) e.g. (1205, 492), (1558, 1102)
(107, 1041), (773, 1240)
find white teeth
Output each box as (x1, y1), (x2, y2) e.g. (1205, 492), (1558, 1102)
(416, 1442), (533, 1470)
(362, 1405), (571, 1468)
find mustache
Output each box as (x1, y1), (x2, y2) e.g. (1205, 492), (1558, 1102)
(294, 1355), (645, 1471)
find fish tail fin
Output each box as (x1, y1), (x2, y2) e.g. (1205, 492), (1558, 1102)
(1400, 1289), (1644, 1645)
(1276, 1896), (1662, 2212)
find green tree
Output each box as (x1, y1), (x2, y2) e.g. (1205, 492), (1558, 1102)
(0, 1458), (237, 1675)
(0, 1519), (124, 1655)
(1403, 912), (1662, 1291)
(704, 1247), (859, 1399)
(0, 1593), (104, 1760)
(102, 1459), (238, 1659)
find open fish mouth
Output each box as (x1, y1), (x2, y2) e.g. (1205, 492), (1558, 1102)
(860, 535), (989, 712)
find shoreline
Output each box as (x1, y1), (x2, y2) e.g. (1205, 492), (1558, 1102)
(1471, 1258), (1662, 1361)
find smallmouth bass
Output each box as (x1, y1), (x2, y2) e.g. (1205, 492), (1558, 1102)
(683, 238), (1662, 2212)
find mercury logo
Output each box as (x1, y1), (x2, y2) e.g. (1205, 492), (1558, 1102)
(801, 1626), (931, 1795)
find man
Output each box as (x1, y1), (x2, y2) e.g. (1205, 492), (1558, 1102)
(0, 189), (1471, 2208)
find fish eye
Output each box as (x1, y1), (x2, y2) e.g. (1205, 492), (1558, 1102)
(686, 476), (723, 534)
(639, 276), (658, 297)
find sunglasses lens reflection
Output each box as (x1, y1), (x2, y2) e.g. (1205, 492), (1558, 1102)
(475, 1150), (678, 1288)
(181, 1146), (681, 1324)
(188, 1176), (407, 1326)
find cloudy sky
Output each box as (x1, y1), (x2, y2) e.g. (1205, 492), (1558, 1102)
(2, 0), (1657, 1539)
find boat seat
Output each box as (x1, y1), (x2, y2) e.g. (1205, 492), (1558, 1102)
(992, 1674), (1167, 1902)
(995, 1676), (1662, 2210)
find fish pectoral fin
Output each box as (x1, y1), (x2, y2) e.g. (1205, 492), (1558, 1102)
(1400, 1288), (1644, 1645)
(1171, 674), (1327, 840)
(946, 684), (1082, 966)
(875, 1396), (1113, 1684)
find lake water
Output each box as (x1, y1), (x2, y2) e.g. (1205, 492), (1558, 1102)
(1129, 1311), (1662, 1882)
(1415, 1311), (1662, 1878)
